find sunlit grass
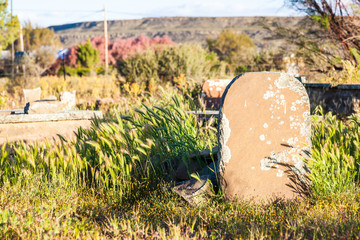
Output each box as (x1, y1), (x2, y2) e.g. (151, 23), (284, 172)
(1, 91), (360, 238)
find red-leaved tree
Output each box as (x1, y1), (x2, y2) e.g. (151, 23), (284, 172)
(65, 35), (174, 67)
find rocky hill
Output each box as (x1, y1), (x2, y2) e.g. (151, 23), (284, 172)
(49, 16), (318, 49)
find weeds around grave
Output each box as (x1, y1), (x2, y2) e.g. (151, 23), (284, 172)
(1, 95), (360, 238)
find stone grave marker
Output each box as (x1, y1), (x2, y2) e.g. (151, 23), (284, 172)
(24, 90), (77, 114)
(60, 90), (76, 110)
(23, 87), (41, 103)
(218, 72), (311, 200)
(202, 79), (231, 109)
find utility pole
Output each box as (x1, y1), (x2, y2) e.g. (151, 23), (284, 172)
(11, 0), (14, 81)
(104, 4), (109, 76)
(19, 25), (24, 52)
(19, 24), (25, 79)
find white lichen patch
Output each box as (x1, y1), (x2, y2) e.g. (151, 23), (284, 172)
(274, 74), (291, 89)
(218, 113), (231, 172)
(291, 156), (307, 177)
(220, 114), (231, 143)
(263, 90), (275, 100)
(263, 123), (268, 128)
(286, 137), (299, 146)
(277, 169), (284, 177)
(301, 111), (312, 145)
(221, 146), (231, 164)
(260, 152), (286, 171)
(260, 157), (274, 171)
(208, 79), (231, 87)
(266, 141), (272, 145)
(251, 166), (255, 170)
(259, 134), (266, 141)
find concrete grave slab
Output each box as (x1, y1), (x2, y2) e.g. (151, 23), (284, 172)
(218, 72), (311, 200)
(0, 120), (92, 144)
(0, 110), (103, 124)
(25, 100), (63, 114)
(0, 110), (103, 144)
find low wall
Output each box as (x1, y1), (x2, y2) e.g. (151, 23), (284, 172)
(305, 83), (360, 115)
(202, 79), (360, 115)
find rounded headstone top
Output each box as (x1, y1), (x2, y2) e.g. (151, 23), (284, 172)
(217, 72), (311, 200)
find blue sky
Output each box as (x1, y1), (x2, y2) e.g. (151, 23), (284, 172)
(11, 0), (301, 27)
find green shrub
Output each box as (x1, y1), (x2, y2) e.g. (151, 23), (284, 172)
(77, 39), (99, 70)
(207, 29), (257, 72)
(58, 66), (91, 77)
(117, 44), (227, 86)
(117, 49), (159, 83)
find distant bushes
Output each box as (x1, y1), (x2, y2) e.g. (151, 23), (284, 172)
(207, 29), (285, 75)
(52, 31), (287, 90)
(117, 44), (226, 86)
(207, 29), (257, 73)
(68, 35), (171, 66)
(56, 35), (174, 77)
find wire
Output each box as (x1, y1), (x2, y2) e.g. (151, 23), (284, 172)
(107, 10), (146, 16)
(15, 9), (146, 16)
(14, 8), (102, 13)
(71, 10), (103, 22)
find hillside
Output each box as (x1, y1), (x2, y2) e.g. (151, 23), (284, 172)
(49, 16), (319, 49)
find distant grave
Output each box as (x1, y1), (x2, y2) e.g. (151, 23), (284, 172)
(23, 87), (41, 103)
(202, 79), (231, 109)
(24, 90), (77, 114)
(0, 89), (102, 144)
(218, 72), (311, 200)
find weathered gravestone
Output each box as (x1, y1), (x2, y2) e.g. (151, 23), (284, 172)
(202, 79), (232, 109)
(218, 72), (311, 200)
(23, 87), (41, 104)
(60, 90), (76, 110)
(24, 90), (77, 114)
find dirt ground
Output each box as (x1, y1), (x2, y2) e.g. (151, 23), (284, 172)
(0, 120), (92, 144)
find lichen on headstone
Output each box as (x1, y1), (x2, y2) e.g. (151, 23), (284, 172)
(217, 72), (311, 200)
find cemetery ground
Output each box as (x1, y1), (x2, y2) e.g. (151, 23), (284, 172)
(1, 78), (360, 239)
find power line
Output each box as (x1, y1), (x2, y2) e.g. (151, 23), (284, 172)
(15, 8), (146, 17)
(107, 10), (146, 16)
(71, 10), (104, 22)
(14, 8), (146, 16)
(14, 8), (103, 13)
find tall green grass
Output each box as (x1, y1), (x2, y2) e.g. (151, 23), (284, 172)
(2, 94), (360, 238)
(310, 107), (360, 198)
(0, 93), (216, 203)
